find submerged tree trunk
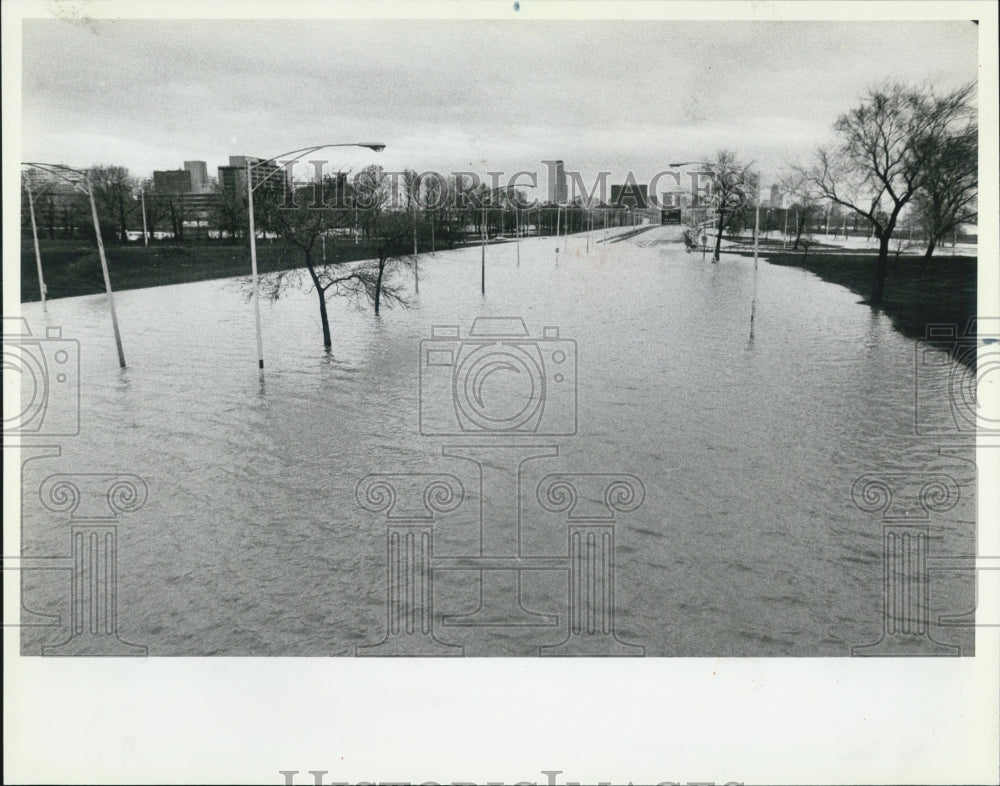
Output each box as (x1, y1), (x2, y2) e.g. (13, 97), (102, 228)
(871, 233), (891, 305)
(317, 285), (331, 348)
(792, 209), (807, 251)
(374, 256), (386, 315)
(304, 249), (332, 348)
(712, 211), (724, 262)
(924, 236), (938, 259)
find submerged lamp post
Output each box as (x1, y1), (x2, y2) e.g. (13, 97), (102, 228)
(412, 196), (419, 293)
(553, 201), (567, 263)
(245, 142), (385, 381)
(23, 162), (126, 367)
(140, 188), (149, 246)
(670, 161), (762, 335)
(748, 169), (761, 337)
(479, 184), (521, 295)
(22, 173), (47, 312)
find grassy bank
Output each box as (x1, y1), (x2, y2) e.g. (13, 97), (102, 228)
(730, 243), (976, 360)
(19, 237), (485, 302)
(20, 241), (298, 301)
(19, 234), (564, 302)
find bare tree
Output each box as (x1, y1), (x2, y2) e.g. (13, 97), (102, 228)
(155, 183), (188, 241)
(913, 120), (977, 258)
(140, 178), (170, 240)
(421, 172), (451, 251)
(796, 82), (975, 304)
(779, 172), (826, 250)
(210, 178), (246, 241)
(367, 210), (416, 315)
(88, 165), (137, 243)
(701, 150), (752, 262)
(254, 171), (413, 349)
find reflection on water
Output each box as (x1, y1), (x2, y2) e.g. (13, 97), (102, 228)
(16, 228), (976, 655)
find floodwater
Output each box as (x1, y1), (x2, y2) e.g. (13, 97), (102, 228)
(15, 226), (977, 656)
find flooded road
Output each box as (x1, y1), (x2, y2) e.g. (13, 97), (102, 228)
(16, 227), (976, 656)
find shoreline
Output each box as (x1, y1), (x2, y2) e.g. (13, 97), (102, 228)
(726, 242), (976, 366)
(19, 234), (977, 369)
(17, 232), (587, 303)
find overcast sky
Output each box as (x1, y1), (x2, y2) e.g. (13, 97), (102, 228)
(19, 17), (978, 192)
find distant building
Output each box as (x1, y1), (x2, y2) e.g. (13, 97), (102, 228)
(769, 184), (783, 209)
(146, 162), (220, 239)
(153, 168), (192, 194)
(218, 155), (285, 197)
(554, 160), (567, 204)
(184, 161), (210, 193)
(611, 183), (648, 208)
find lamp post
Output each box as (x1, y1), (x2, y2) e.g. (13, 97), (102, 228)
(515, 206), (521, 266)
(479, 184), (520, 295)
(23, 174), (47, 312)
(749, 170), (761, 337)
(554, 201), (563, 262)
(140, 188), (149, 246)
(412, 195), (419, 294)
(671, 161), (762, 334)
(23, 162), (126, 367)
(245, 142), (385, 381)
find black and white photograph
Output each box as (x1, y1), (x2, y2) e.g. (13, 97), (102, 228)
(3, 1), (998, 784)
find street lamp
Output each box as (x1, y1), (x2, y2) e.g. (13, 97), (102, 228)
(410, 191), (420, 294)
(140, 188), (149, 246)
(130, 187), (150, 246)
(22, 172), (47, 312)
(552, 200), (572, 262)
(23, 162), (126, 367)
(555, 201), (562, 255)
(479, 184), (521, 295)
(245, 142), (385, 380)
(671, 161), (763, 336)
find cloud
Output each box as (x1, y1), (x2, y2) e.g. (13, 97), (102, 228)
(19, 18), (978, 181)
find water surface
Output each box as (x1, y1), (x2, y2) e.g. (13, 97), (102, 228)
(17, 227), (976, 656)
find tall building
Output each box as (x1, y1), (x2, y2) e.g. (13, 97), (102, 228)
(150, 165), (218, 240)
(184, 161), (210, 193)
(555, 160), (567, 204)
(218, 155), (285, 197)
